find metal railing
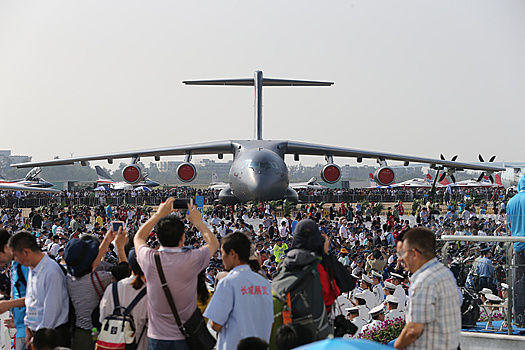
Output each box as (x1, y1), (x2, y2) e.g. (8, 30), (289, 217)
(441, 235), (525, 335)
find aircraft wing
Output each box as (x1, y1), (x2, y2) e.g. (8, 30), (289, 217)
(0, 183), (62, 193)
(284, 141), (505, 172)
(11, 141), (235, 168)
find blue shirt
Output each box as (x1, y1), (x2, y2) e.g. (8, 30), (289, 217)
(507, 175), (525, 252)
(204, 265), (273, 350)
(475, 256), (495, 279)
(106, 205), (113, 219)
(25, 254), (69, 331)
(11, 262), (28, 337)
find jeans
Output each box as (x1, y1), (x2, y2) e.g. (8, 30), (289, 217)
(149, 338), (190, 350)
(515, 249), (525, 327)
(386, 233), (395, 246)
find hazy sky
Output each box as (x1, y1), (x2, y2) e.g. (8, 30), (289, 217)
(1, 0), (524, 170)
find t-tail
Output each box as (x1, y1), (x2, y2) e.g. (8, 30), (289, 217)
(495, 174), (503, 186)
(183, 71), (333, 140)
(369, 173), (378, 187)
(95, 166), (114, 182)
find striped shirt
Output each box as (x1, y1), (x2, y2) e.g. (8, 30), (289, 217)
(407, 258), (461, 350)
(67, 271), (114, 330)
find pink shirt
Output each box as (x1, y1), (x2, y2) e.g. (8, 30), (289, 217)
(137, 244), (210, 340)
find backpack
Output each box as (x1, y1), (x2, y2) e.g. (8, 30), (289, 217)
(96, 283), (147, 350)
(271, 249), (333, 341)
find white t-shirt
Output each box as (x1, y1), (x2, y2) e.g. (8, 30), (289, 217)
(339, 225), (348, 239)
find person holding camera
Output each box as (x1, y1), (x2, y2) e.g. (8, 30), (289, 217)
(134, 197), (219, 350)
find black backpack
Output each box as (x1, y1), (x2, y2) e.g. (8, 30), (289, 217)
(272, 249), (332, 341)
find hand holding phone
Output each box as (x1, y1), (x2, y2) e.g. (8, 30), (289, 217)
(172, 198), (191, 209)
(111, 221), (124, 232)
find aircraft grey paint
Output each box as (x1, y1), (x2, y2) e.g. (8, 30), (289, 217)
(11, 71), (505, 204)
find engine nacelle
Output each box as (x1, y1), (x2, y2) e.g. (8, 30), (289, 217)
(320, 164), (341, 184)
(122, 165), (143, 185)
(373, 166), (396, 186)
(177, 162), (197, 182)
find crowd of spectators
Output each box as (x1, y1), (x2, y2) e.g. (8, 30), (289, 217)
(0, 193), (516, 350)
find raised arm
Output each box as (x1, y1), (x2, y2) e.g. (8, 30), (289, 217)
(186, 202), (219, 257)
(134, 197), (175, 249)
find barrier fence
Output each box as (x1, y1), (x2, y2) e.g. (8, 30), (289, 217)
(0, 189), (502, 211)
(440, 235), (525, 335)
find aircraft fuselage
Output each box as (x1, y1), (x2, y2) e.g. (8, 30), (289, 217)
(224, 141), (296, 203)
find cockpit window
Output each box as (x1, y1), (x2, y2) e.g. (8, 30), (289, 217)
(242, 160), (279, 169)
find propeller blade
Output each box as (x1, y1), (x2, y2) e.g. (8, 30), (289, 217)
(439, 173), (447, 182)
(478, 154), (485, 162)
(440, 154), (445, 161)
(477, 173), (485, 182)
(489, 155), (496, 162)
(451, 175), (456, 184)
(489, 175), (495, 183)
(451, 155), (458, 162)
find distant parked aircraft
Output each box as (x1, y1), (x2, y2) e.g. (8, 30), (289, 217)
(0, 167), (60, 193)
(290, 177), (327, 190)
(95, 166), (159, 190)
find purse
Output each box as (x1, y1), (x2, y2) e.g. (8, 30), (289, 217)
(154, 252), (216, 350)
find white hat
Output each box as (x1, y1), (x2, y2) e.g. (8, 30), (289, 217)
(386, 295), (400, 304)
(486, 294), (502, 303)
(480, 288), (493, 295)
(369, 304), (385, 316)
(371, 270), (383, 279)
(346, 306), (360, 314)
(354, 292), (367, 301)
(383, 281), (396, 291)
(501, 283), (509, 290)
(361, 275), (373, 284)
(390, 272), (404, 280)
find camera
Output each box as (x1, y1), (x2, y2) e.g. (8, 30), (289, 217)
(172, 198), (191, 210)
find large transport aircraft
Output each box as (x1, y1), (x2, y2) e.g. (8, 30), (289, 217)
(0, 167), (60, 193)
(12, 71), (504, 204)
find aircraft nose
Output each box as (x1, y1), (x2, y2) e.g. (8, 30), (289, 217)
(248, 177), (273, 199)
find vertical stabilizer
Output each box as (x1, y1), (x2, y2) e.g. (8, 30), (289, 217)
(95, 166), (114, 181)
(183, 71), (333, 141)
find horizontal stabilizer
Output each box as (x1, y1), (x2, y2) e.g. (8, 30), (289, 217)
(183, 78), (333, 87)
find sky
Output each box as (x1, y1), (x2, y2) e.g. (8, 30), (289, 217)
(1, 0), (524, 170)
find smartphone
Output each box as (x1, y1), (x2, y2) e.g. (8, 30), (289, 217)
(172, 198), (191, 209)
(111, 221), (124, 232)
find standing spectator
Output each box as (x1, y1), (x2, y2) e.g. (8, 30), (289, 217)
(273, 238), (288, 263)
(31, 210), (43, 230)
(394, 228), (460, 350)
(100, 247), (148, 350)
(105, 204), (113, 221)
(64, 229), (128, 350)
(279, 220), (289, 240)
(8, 231), (70, 348)
(69, 214), (80, 232)
(506, 173), (525, 327)
(0, 229), (29, 350)
(134, 198), (218, 349)
(204, 231), (273, 349)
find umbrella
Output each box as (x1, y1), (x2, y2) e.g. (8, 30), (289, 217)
(134, 186), (152, 192)
(293, 338), (391, 350)
(94, 185), (110, 191)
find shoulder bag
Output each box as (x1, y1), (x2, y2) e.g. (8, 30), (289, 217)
(154, 252), (216, 350)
